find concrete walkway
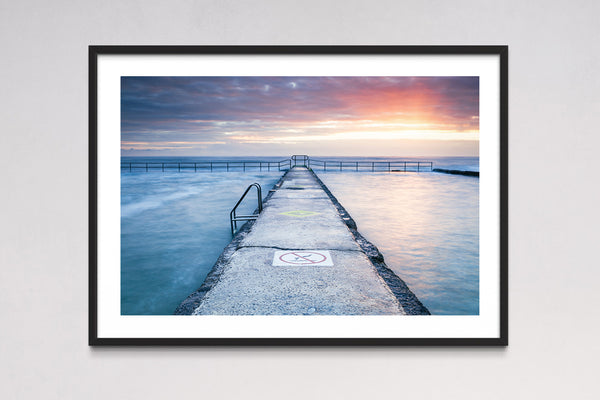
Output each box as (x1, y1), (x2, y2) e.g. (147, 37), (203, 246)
(178, 167), (408, 315)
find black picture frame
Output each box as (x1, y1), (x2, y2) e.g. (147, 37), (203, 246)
(90, 45), (508, 346)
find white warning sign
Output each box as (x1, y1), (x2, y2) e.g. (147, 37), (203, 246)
(272, 250), (333, 266)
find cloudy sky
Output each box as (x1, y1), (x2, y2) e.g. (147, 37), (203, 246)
(121, 76), (479, 157)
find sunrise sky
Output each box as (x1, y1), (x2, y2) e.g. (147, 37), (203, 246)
(121, 76), (479, 157)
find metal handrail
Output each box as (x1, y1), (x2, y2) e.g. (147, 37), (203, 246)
(291, 155), (309, 167)
(229, 183), (263, 235)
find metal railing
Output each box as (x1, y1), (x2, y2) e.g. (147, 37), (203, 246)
(229, 183), (263, 235)
(291, 154), (309, 166)
(120, 156), (433, 173)
(307, 158), (433, 172)
(121, 159), (292, 172)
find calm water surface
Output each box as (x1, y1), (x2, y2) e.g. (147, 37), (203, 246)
(121, 171), (280, 315)
(319, 171), (479, 315)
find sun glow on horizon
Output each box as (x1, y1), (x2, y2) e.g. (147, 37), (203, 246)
(121, 77), (479, 156)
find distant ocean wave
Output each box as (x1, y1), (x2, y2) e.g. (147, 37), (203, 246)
(121, 187), (202, 218)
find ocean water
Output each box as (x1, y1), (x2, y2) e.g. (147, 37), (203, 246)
(319, 168), (479, 315)
(121, 156), (478, 315)
(121, 170), (281, 315)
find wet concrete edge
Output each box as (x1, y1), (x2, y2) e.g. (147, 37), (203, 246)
(174, 169), (291, 315)
(308, 169), (431, 315)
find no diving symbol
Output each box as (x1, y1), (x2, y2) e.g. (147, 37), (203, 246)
(281, 251), (326, 264)
(272, 250), (333, 266)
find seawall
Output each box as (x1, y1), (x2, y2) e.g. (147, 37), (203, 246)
(433, 168), (479, 177)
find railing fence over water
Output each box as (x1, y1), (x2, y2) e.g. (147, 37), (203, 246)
(306, 158), (433, 172)
(122, 159), (292, 172)
(121, 155), (433, 172)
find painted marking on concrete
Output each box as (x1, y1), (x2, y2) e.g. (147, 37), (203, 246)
(279, 210), (321, 217)
(286, 193), (317, 199)
(273, 250), (333, 266)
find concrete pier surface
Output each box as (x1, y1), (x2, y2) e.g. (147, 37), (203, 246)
(175, 166), (429, 315)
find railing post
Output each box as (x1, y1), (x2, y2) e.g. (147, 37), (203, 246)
(230, 210), (236, 235)
(372, 162), (374, 172)
(227, 162), (229, 172)
(340, 161), (342, 171)
(356, 161), (358, 171)
(210, 162), (213, 172)
(129, 163), (132, 172)
(243, 162), (246, 172)
(146, 163), (148, 172)
(418, 162), (420, 172)
(388, 162), (390, 172)
(404, 162), (406, 172)
(178, 163), (180, 172)
(256, 184), (263, 212)
(162, 163), (164, 172)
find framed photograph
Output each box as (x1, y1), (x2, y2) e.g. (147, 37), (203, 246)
(90, 45), (508, 345)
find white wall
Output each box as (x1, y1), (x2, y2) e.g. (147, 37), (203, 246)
(1, 1), (598, 399)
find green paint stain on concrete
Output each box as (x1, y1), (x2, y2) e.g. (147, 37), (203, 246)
(279, 210), (321, 217)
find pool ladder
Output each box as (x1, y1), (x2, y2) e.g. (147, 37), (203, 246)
(230, 183), (263, 235)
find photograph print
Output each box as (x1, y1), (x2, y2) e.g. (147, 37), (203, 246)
(90, 46), (507, 345)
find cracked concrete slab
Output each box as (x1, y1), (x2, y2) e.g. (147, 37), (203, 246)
(192, 247), (403, 315)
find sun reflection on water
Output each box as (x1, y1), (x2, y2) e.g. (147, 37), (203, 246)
(319, 171), (479, 315)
